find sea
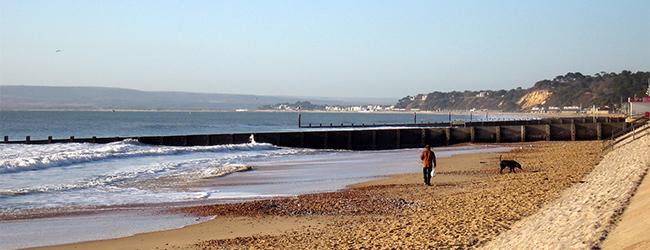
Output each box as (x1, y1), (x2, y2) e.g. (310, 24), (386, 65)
(0, 111), (535, 249)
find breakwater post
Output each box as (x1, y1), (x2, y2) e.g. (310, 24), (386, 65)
(1, 117), (630, 150)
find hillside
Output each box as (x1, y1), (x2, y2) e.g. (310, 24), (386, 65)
(396, 71), (649, 112)
(0, 86), (395, 111)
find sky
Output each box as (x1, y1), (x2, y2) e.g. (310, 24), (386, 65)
(1, 1), (648, 99)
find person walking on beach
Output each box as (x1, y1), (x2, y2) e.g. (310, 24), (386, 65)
(420, 145), (437, 186)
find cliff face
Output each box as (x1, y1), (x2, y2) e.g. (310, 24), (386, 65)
(518, 90), (552, 110)
(395, 71), (649, 112)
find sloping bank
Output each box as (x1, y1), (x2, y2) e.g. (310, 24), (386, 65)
(482, 125), (650, 249)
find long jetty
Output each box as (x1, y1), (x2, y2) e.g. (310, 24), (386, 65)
(1, 117), (630, 150)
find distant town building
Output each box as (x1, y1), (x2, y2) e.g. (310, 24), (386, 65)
(530, 107), (545, 113)
(547, 106), (561, 113)
(476, 92), (489, 97)
(562, 106), (581, 114)
(586, 106), (612, 115)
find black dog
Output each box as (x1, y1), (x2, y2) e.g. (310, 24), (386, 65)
(499, 155), (522, 174)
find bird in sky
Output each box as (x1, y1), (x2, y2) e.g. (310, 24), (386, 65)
(55, 50), (61, 53)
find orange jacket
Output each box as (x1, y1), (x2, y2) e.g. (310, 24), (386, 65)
(420, 149), (436, 168)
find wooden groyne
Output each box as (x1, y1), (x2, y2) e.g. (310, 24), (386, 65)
(1, 117), (630, 150)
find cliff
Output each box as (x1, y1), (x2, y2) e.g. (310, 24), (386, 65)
(396, 71), (649, 112)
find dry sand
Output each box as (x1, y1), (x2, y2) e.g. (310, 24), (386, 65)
(482, 125), (650, 249)
(26, 135), (649, 249)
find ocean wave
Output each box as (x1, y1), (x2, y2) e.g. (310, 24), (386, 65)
(0, 158), (254, 197)
(0, 140), (279, 174)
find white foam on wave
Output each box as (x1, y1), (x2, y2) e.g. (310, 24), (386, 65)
(2, 160), (177, 196)
(195, 192), (211, 199)
(0, 140), (278, 174)
(1, 152), (278, 196)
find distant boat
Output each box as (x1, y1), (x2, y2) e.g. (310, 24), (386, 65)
(236, 109), (248, 112)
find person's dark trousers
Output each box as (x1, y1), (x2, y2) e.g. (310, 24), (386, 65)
(423, 166), (432, 186)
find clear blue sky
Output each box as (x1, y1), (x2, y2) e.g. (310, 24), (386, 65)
(1, 0), (648, 98)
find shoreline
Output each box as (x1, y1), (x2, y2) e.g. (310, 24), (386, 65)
(22, 141), (604, 249)
(0, 108), (625, 117)
(0, 108), (551, 116)
(0, 108), (625, 120)
(13, 146), (503, 250)
(2, 143), (507, 249)
(15, 135), (648, 249)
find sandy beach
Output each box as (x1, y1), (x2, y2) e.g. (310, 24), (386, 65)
(25, 128), (649, 249)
